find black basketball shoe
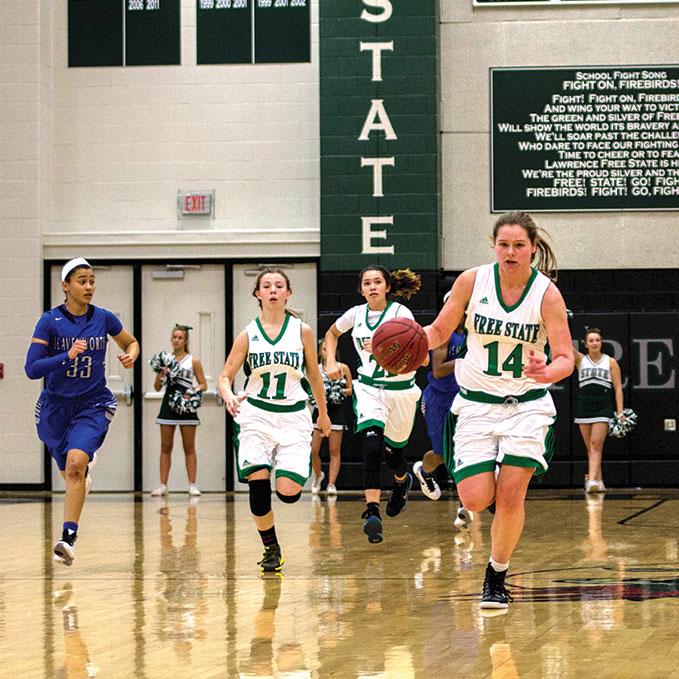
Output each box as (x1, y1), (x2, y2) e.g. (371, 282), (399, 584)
(386, 472), (413, 517)
(480, 562), (513, 609)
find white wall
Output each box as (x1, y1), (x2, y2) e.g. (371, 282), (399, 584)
(45, 0), (320, 260)
(440, 0), (679, 270)
(0, 0), (51, 482)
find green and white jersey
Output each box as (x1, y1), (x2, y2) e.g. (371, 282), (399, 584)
(335, 301), (416, 387)
(243, 313), (309, 411)
(457, 263), (551, 398)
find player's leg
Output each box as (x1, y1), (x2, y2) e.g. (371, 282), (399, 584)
(152, 425), (175, 496)
(383, 387), (420, 518)
(248, 468), (283, 573)
(179, 425), (200, 495)
(414, 388), (449, 500)
(353, 381), (388, 542)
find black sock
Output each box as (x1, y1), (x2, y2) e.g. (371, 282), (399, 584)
(365, 502), (380, 517)
(258, 526), (278, 547)
(62, 522), (78, 545)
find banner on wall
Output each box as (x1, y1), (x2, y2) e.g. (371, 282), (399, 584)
(491, 66), (679, 212)
(319, 0), (440, 271)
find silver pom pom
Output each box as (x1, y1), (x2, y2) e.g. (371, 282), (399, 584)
(168, 388), (203, 415)
(609, 408), (638, 438)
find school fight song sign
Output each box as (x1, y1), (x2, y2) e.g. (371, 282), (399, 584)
(491, 66), (679, 212)
(320, 0), (439, 271)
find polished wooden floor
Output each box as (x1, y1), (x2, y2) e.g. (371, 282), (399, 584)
(3, 489), (679, 678)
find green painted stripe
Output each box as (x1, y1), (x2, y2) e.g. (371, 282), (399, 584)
(453, 460), (496, 484)
(458, 387), (547, 405)
(246, 397), (306, 413)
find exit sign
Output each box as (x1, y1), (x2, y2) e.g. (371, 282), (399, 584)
(178, 191), (214, 216)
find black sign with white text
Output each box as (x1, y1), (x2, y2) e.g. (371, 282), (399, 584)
(491, 67), (679, 211)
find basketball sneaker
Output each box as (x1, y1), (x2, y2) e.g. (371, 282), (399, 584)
(258, 544), (284, 573)
(150, 484), (168, 496)
(386, 472), (413, 517)
(326, 483), (337, 496)
(361, 508), (383, 543)
(480, 563), (513, 609)
(53, 530), (77, 566)
(412, 461), (441, 500)
(311, 471), (325, 495)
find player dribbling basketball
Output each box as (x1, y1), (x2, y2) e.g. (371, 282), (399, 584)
(324, 266), (424, 544)
(424, 212), (574, 610)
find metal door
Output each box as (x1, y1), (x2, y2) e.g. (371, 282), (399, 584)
(141, 265), (226, 492)
(50, 265), (135, 491)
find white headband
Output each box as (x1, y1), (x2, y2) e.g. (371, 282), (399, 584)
(61, 257), (92, 282)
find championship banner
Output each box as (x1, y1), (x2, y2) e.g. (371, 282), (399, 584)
(320, 0), (439, 271)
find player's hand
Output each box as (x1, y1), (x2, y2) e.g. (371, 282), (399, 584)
(68, 339), (87, 360)
(316, 412), (331, 438)
(223, 392), (247, 417)
(523, 350), (550, 383)
(118, 353), (135, 369)
(325, 361), (341, 380)
(363, 339), (372, 353)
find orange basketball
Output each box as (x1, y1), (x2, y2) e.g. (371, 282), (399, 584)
(372, 318), (428, 375)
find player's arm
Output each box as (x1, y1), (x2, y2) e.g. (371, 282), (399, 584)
(610, 357), (625, 418)
(218, 331), (249, 416)
(303, 324), (330, 437)
(524, 284), (574, 384)
(424, 270), (475, 350)
(112, 329), (139, 369)
(192, 357), (208, 392)
(24, 337), (86, 379)
(431, 342), (455, 379)
(324, 323), (345, 380)
(340, 362), (353, 396)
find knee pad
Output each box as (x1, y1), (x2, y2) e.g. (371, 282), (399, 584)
(276, 490), (301, 504)
(362, 426), (384, 489)
(248, 479), (272, 517)
(384, 445), (407, 476)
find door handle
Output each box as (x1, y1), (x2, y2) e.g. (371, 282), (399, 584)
(111, 384), (133, 406)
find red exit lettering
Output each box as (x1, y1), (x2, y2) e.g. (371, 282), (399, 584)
(184, 195), (206, 212)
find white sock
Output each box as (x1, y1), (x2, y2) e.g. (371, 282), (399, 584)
(490, 558), (509, 573)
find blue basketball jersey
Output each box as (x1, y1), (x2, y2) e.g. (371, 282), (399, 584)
(31, 304), (123, 398)
(426, 331), (467, 394)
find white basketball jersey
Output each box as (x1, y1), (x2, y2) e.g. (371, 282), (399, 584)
(456, 263), (551, 397)
(578, 354), (612, 389)
(243, 313), (309, 406)
(335, 301), (415, 384)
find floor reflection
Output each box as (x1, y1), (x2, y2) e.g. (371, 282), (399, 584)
(0, 491), (677, 676)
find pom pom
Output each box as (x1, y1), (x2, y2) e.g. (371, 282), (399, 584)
(149, 352), (181, 384)
(609, 408), (638, 438)
(168, 388), (203, 415)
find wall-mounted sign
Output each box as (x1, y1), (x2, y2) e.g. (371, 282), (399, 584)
(319, 0), (439, 271)
(68, 0), (181, 67)
(476, 0), (678, 6)
(196, 0), (310, 65)
(178, 191), (215, 217)
(491, 66), (679, 212)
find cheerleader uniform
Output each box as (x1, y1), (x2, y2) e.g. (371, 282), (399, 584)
(574, 354), (614, 424)
(156, 354), (200, 426)
(312, 365), (348, 432)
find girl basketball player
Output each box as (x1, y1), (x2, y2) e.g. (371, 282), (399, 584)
(424, 212), (573, 609)
(218, 268), (330, 573)
(152, 325), (208, 497)
(573, 327), (625, 493)
(324, 266), (423, 544)
(25, 258), (139, 566)
(310, 339), (352, 495)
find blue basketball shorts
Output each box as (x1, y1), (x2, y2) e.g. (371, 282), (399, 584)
(421, 385), (457, 456)
(35, 389), (117, 471)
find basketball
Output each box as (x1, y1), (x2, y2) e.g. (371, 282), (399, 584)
(371, 318), (428, 375)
